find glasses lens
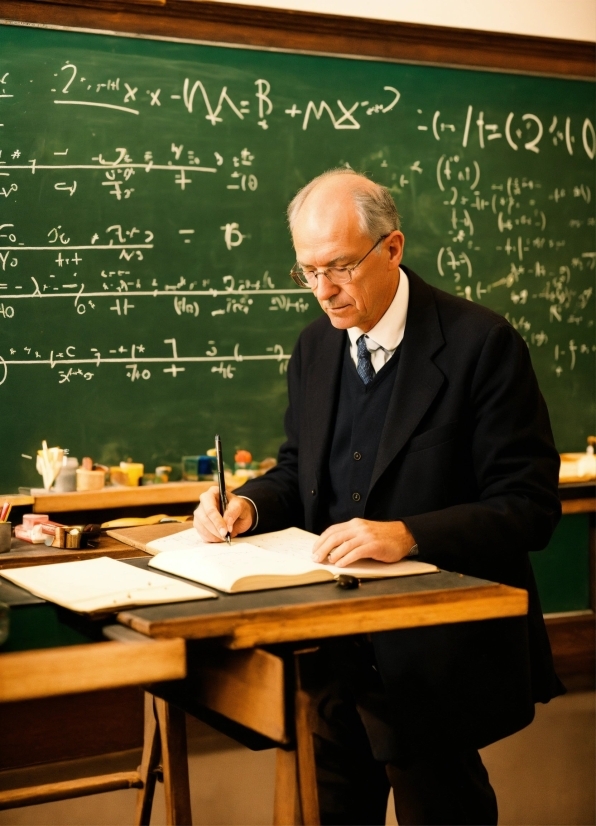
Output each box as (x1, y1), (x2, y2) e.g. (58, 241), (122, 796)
(327, 268), (351, 284)
(290, 268), (312, 288)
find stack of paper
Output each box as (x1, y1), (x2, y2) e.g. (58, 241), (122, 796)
(1, 556), (216, 613)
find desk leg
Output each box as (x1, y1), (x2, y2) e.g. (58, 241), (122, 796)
(274, 748), (301, 825)
(155, 697), (193, 826)
(135, 694), (192, 826)
(135, 694), (161, 826)
(294, 685), (320, 826)
(272, 651), (321, 826)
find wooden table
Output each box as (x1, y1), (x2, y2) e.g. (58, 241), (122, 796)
(2, 521), (579, 825)
(112, 555), (528, 825)
(0, 567), (187, 818)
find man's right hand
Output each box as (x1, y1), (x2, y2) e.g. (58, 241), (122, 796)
(193, 486), (256, 542)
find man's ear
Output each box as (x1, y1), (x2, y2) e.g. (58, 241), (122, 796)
(387, 231), (405, 269)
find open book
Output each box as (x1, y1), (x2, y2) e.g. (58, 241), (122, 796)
(147, 527), (438, 593)
(0, 556), (215, 614)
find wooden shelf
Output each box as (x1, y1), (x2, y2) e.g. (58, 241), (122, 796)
(26, 481), (217, 514)
(1, 481), (592, 515)
(0, 494), (35, 507)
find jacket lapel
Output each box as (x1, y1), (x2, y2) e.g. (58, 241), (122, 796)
(303, 321), (345, 486)
(368, 269), (446, 493)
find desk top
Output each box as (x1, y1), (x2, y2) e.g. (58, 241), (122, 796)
(117, 558), (528, 649)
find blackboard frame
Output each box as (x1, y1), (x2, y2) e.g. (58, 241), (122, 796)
(1, 0), (594, 80)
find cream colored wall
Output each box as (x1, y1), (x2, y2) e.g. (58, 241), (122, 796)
(208, 0), (596, 42)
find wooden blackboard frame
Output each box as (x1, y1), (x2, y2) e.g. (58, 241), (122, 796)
(1, 0), (594, 80)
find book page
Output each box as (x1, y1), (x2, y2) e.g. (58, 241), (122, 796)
(147, 527), (438, 579)
(239, 527), (438, 578)
(149, 540), (333, 592)
(0, 556), (215, 613)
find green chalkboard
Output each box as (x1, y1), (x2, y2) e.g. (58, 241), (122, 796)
(0, 23), (594, 491)
(530, 513), (592, 614)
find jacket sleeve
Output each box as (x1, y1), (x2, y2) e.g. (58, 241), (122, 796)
(232, 334), (305, 533)
(402, 322), (562, 574)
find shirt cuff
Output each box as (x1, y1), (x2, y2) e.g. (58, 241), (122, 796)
(237, 495), (259, 532)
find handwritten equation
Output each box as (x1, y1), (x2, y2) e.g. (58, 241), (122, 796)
(0, 337), (290, 386)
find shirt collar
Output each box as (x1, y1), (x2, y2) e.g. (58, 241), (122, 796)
(347, 267), (409, 353)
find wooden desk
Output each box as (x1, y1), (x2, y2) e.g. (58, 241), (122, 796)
(1, 518), (589, 823)
(112, 557), (529, 824)
(118, 560), (526, 648)
(0, 571), (187, 816)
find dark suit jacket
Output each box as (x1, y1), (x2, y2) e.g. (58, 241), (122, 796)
(237, 267), (564, 756)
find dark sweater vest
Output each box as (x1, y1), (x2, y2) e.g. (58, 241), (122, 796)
(326, 339), (402, 528)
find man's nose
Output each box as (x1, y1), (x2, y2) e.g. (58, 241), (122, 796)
(314, 272), (339, 301)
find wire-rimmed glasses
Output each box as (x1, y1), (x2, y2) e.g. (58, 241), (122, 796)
(290, 234), (390, 289)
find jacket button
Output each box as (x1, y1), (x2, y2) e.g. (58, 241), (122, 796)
(352, 492), (361, 502)
(311, 489), (316, 496)
(353, 451), (362, 461)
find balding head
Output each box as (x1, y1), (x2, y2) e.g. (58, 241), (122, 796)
(288, 169), (405, 333)
(287, 169), (400, 241)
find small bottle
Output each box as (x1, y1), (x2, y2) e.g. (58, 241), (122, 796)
(577, 436), (596, 479)
(53, 450), (79, 492)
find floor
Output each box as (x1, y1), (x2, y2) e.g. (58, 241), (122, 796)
(0, 691), (593, 826)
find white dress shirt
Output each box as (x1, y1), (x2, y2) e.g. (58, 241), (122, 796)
(347, 267), (409, 373)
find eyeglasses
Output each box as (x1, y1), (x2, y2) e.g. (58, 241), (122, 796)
(290, 234), (390, 289)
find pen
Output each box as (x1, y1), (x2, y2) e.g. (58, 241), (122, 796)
(0, 501), (9, 523)
(215, 434), (231, 545)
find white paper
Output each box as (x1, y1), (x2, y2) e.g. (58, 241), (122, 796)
(1, 556), (215, 613)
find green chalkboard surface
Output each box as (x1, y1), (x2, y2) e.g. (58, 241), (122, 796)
(0, 23), (594, 490)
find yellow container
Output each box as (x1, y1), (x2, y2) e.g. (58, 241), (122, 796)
(119, 461), (144, 486)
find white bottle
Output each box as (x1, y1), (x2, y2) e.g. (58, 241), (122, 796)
(577, 437), (596, 479)
(54, 451), (79, 492)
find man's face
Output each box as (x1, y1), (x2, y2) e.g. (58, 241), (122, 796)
(292, 186), (404, 332)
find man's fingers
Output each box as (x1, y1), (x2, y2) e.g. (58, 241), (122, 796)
(312, 524), (361, 562)
(196, 486), (228, 539)
(223, 496), (247, 533)
(194, 490), (256, 542)
(193, 511), (224, 543)
(327, 537), (363, 564)
(333, 547), (370, 568)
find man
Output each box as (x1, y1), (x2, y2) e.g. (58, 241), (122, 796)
(195, 170), (564, 825)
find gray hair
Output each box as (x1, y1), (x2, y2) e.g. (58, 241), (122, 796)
(287, 169), (401, 239)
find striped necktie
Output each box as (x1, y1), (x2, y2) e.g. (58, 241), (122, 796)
(356, 334), (375, 385)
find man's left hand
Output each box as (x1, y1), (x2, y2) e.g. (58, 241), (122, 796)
(312, 518), (416, 567)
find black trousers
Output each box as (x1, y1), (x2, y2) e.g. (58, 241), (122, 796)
(312, 645), (498, 826)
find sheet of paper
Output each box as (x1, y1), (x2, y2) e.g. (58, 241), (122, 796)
(149, 527), (438, 578)
(0, 556), (215, 613)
